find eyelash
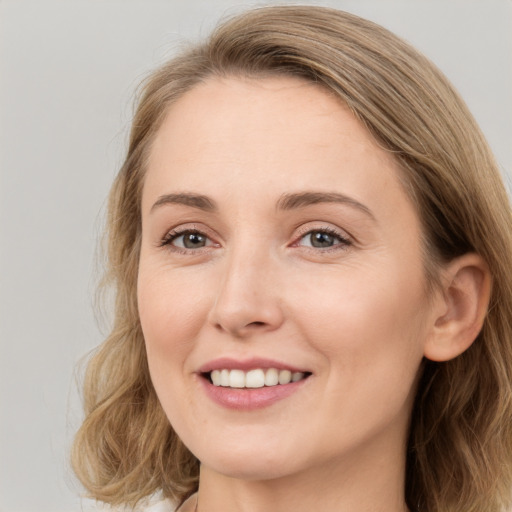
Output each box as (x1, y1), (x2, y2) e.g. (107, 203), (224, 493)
(158, 226), (352, 254)
(293, 226), (352, 252)
(158, 227), (216, 254)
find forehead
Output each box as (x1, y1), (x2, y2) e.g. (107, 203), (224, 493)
(149, 76), (377, 164)
(143, 75), (410, 220)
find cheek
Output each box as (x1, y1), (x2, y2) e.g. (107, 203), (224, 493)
(137, 264), (213, 430)
(138, 261), (207, 337)
(290, 270), (426, 444)
(291, 261), (427, 393)
(293, 259), (426, 340)
(137, 265), (208, 387)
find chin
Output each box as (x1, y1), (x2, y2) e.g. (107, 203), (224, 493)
(192, 438), (304, 481)
(203, 456), (296, 481)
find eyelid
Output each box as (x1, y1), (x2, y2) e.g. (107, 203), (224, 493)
(158, 223), (221, 251)
(290, 223), (354, 251)
(156, 222), (353, 253)
(293, 223), (352, 241)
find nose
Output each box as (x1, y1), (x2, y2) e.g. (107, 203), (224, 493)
(208, 248), (285, 338)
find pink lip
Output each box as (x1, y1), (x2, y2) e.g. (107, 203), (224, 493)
(198, 375), (310, 411)
(198, 357), (308, 373)
(197, 358), (312, 411)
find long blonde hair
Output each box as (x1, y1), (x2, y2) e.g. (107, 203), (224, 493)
(72, 6), (512, 511)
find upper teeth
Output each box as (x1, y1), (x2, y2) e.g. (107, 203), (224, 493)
(210, 368), (306, 388)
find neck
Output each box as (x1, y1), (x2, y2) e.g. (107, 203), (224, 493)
(195, 433), (410, 512)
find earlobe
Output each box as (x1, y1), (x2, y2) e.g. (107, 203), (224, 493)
(423, 253), (492, 362)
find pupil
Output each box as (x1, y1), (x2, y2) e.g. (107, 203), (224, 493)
(311, 231), (334, 248)
(184, 233), (205, 248)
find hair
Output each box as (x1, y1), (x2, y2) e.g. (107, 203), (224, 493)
(72, 5), (512, 512)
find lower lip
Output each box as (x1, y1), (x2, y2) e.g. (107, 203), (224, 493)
(199, 376), (309, 410)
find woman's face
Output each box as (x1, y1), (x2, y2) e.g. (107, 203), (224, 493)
(138, 76), (436, 480)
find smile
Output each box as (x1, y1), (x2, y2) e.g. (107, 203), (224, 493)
(198, 359), (312, 410)
(208, 368), (309, 388)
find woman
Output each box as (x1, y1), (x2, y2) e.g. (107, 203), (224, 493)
(72, 6), (512, 512)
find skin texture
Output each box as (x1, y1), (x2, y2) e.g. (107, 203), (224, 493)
(137, 76), (490, 512)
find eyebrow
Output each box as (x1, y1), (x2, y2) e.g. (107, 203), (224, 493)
(276, 191), (375, 220)
(150, 190), (375, 220)
(150, 193), (217, 213)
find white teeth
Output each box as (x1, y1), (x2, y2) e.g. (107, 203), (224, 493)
(246, 369), (265, 388)
(278, 370), (292, 385)
(264, 368), (279, 386)
(220, 369), (230, 387)
(211, 369), (221, 386)
(229, 369), (245, 388)
(209, 368), (308, 388)
(292, 371), (305, 382)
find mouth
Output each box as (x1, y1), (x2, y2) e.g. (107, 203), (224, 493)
(201, 368), (312, 389)
(197, 358), (313, 409)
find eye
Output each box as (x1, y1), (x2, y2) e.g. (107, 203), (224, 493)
(161, 230), (215, 250)
(297, 229), (350, 249)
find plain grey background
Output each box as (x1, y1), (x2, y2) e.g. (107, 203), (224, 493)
(1, 1), (511, 511)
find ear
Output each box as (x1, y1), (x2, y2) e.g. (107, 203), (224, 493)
(424, 253), (492, 362)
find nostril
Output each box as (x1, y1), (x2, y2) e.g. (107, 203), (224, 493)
(248, 321), (266, 327)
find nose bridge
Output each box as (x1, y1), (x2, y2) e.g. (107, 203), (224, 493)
(209, 239), (284, 336)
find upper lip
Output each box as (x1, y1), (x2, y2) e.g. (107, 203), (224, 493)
(198, 357), (310, 374)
